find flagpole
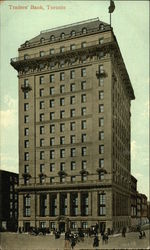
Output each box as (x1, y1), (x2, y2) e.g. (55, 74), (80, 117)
(110, 12), (111, 27)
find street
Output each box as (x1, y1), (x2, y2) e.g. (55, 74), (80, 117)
(0, 229), (150, 250)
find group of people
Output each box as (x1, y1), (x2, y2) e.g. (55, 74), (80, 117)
(64, 229), (84, 249)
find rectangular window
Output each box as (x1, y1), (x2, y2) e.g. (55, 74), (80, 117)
(99, 78), (104, 86)
(60, 136), (65, 145)
(70, 135), (75, 144)
(40, 101), (44, 109)
(50, 99), (55, 107)
(71, 161), (76, 170)
(70, 122), (75, 131)
(50, 49), (54, 55)
(24, 92), (29, 99)
(40, 51), (45, 57)
(50, 137), (55, 146)
(24, 195), (31, 217)
(81, 107), (86, 116)
(82, 161), (87, 170)
(24, 152), (29, 161)
(60, 98), (65, 106)
(82, 147), (87, 156)
(60, 110), (65, 119)
(81, 193), (88, 216)
(24, 165), (29, 173)
(24, 79), (29, 86)
(99, 117), (104, 127)
(50, 150), (55, 159)
(99, 104), (104, 113)
(81, 81), (86, 90)
(60, 72), (65, 81)
(99, 193), (106, 216)
(50, 74), (55, 83)
(24, 140), (29, 148)
(82, 134), (86, 143)
(60, 47), (65, 53)
(71, 148), (76, 157)
(70, 83), (75, 92)
(81, 94), (86, 103)
(40, 151), (45, 160)
(81, 68), (86, 77)
(81, 42), (86, 48)
(99, 159), (104, 168)
(82, 222), (88, 229)
(70, 96), (75, 104)
(60, 162), (65, 171)
(70, 193), (78, 216)
(40, 113), (44, 122)
(40, 164), (45, 173)
(24, 115), (29, 123)
(99, 38), (104, 44)
(60, 123), (65, 132)
(70, 44), (76, 50)
(60, 85), (65, 93)
(71, 176), (76, 182)
(50, 163), (55, 172)
(50, 177), (55, 184)
(99, 91), (104, 100)
(24, 103), (29, 111)
(81, 120), (86, 129)
(60, 149), (65, 158)
(50, 124), (55, 133)
(24, 128), (29, 136)
(40, 194), (47, 217)
(39, 76), (44, 84)
(70, 109), (75, 117)
(50, 112), (55, 120)
(40, 88), (44, 97)
(70, 70), (75, 79)
(99, 65), (104, 73)
(99, 131), (104, 140)
(50, 87), (55, 95)
(99, 145), (104, 154)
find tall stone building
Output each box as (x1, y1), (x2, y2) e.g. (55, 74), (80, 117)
(11, 18), (135, 232)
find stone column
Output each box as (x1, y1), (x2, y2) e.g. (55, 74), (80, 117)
(36, 194), (40, 217)
(67, 193), (70, 216)
(88, 192), (92, 216)
(78, 192), (81, 216)
(56, 192), (60, 216)
(47, 193), (50, 216)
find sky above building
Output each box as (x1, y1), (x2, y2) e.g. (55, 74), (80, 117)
(0, 1), (149, 198)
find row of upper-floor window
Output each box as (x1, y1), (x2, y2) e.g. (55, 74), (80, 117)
(24, 66), (104, 85)
(24, 91), (104, 111)
(24, 158), (104, 174)
(24, 117), (104, 136)
(24, 145), (104, 161)
(24, 131), (104, 148)
(24, 31), (105, 50)
(24, 104), (104, 123)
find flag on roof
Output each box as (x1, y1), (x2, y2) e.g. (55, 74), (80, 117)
(109, 0), (115, 13)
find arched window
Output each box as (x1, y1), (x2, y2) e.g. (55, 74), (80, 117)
(61, 33), (65, 39)
(82, 27), (87, 34)
(40, 37), (45, 43)
(99, 24), (104, 31)
(71, 30), (76, 37)
(50, 35), (55, 41)
(25, 41), (30, 47)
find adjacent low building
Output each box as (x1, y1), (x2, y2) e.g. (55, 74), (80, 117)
(0, 170), (18, 231)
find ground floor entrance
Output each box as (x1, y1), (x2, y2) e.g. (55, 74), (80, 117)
(24, 222), (30, 232)
(59, 222), (65, 232)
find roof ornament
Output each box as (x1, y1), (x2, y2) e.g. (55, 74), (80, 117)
(108, 0), (115, 27)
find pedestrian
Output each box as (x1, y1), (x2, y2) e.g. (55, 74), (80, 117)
(105, 233), (109, 244)
(93, 235), (99, 247)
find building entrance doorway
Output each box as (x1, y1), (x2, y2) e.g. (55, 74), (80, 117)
(59, 222), (65, 232)
(24, 222), (30, 232)
(99, 222), (106, 233)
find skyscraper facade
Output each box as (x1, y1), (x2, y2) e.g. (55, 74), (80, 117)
(11, 18), (135, 232)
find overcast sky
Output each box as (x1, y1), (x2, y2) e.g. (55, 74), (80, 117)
(0, 0), (149, 198)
